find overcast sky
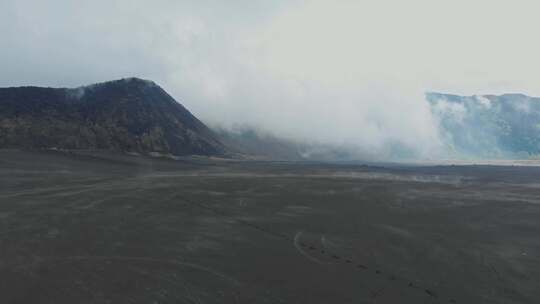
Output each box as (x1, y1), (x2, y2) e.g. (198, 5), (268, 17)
(2, 0), (539, 158)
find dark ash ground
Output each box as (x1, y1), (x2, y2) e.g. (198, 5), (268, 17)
(1, 150), (539, 303)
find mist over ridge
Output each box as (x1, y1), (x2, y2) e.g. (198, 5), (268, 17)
(2, 0), (540, 161)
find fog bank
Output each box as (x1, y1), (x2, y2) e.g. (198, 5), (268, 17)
(2, 0), (540, 159)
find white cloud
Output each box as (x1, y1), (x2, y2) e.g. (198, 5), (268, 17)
(431, 99), (467, 125)
(475, 96), (492, 109)
(1, 0), (539, 159)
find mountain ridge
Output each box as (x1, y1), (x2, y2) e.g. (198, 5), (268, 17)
(427, 92), (540, 158)
(3, 79), (540, 160)
(0, 77), (226, 156)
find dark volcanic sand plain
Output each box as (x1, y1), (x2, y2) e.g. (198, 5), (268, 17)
(1, 150), (539, 304)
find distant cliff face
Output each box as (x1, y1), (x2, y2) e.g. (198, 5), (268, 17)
(427, 92), (540, 158)
(0, 78), (225, 156)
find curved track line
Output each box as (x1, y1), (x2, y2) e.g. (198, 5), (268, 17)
(293, 232), (329, 265)
(321, 235), (339, 249)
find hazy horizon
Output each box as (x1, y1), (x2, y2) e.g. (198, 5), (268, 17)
(3, 0), (540, 160)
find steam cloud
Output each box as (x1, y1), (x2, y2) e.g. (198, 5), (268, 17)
(2, 0), (539, 160)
